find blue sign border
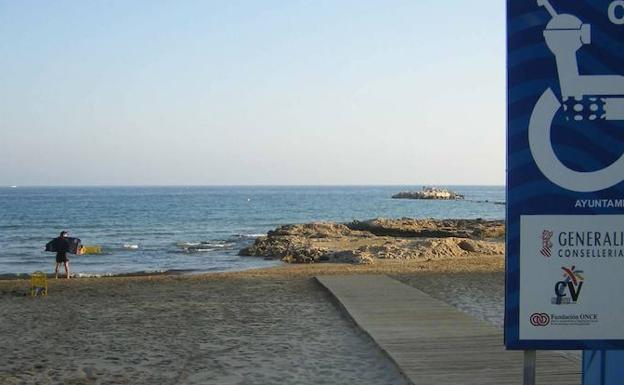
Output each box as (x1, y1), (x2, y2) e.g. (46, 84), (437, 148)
(506, 0), (624, 350)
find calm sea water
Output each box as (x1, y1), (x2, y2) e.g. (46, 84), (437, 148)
(0, 186), (504, 277)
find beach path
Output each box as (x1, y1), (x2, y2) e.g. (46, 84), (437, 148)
(316, 275), (580, 385)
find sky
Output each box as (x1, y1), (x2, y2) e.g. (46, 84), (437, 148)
(0, 0), (505, 186)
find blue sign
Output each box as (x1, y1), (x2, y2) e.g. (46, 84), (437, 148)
(506, 0), (624, 350)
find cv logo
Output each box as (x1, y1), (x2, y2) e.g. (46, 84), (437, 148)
(553, 265), (584, 304)
(529, 0), (624, 192)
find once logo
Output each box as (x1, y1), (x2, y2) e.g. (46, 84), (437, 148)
(530, 313), (551, 326)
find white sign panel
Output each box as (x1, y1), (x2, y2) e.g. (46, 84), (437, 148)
(520, 215), (624, 340)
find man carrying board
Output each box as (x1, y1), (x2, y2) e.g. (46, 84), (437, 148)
(48, 231), (72, 279)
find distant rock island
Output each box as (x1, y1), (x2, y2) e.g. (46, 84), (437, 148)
(392, 187), (464, 200)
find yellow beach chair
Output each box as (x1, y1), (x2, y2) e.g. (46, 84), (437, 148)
(30, 271), (47, 297)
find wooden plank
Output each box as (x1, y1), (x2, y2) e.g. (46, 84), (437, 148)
(316, 275), (580, 385)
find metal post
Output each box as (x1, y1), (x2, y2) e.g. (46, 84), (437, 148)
(524, 350), (537, 385)
(600, 350), (606, 385)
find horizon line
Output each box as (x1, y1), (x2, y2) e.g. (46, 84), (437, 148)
(2, 183), (505, 188)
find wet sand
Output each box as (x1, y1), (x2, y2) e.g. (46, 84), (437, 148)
(0, 257), (503, 385)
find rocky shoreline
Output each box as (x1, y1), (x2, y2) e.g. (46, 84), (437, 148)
(239, 218), (505, 264)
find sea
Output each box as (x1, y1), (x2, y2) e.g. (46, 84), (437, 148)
(0, 185), (504, 277)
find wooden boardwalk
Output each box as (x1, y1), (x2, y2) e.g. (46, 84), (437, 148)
(316, 275), (580, 385)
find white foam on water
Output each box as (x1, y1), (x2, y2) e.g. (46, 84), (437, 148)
(177, 240), (237, 253)
(73, 269), (169, 278)
(235, 233), (265, 238)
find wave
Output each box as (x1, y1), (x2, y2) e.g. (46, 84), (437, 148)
(232, 233), (266, 239)
(72, 269), (172, 278)
(0, 263), (281, 280)
(0, 269), (194, 280)
(176, 240), (237, 253)
(466, 200), (506, 206)
(0, 225), (25, 230)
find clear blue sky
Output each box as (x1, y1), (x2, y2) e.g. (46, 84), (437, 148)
(0, 0), (505, 186)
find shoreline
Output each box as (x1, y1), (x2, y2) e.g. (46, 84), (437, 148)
(0, 265), (280, 282)
(0, 255), (504, 286)
(1, 217), (505, 281)
(0, 269), (191, 281)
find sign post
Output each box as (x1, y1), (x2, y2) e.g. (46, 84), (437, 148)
(523, 350), (536, 385)
(506, 0), (624, 381)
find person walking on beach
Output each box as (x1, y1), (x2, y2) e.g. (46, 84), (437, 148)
(52, 231), (71, 279)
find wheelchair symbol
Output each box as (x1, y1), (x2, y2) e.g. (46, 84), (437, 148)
(530, 0), (624, 192)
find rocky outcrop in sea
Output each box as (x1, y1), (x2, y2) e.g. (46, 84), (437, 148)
(392, 187), (464, 200)
(239, 218), (504, 264)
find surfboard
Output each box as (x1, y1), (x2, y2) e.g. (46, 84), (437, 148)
(45, 237), (82, 255)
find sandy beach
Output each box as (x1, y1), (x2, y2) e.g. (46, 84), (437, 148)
(0, 257), (503, 385)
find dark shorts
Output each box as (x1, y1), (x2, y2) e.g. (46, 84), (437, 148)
(56, 253), (68, 263)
